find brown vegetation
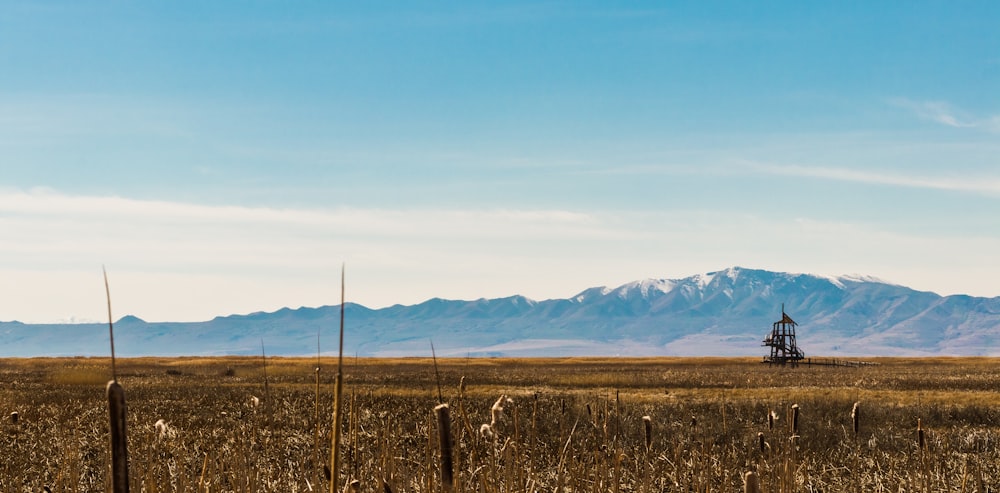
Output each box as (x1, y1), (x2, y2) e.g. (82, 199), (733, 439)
(0, 356), (998, 491)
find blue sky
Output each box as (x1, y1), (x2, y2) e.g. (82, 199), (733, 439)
(2, 2), (999, 322)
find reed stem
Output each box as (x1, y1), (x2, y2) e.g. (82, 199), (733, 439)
(330, 265), (346, 492)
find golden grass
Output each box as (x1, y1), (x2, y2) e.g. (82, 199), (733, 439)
(46, 367), (110, 386)
(4, 356), (1000, 490)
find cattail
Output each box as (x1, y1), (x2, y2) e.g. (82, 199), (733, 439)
(757, 432), (766, 453)
(434, 404), (454, 492)
(851, 402), (860, 436)
(9, 411), (18, 425)
(768, 410), (777, 431)
(381, 478), (393, 493)
(107, 380), (130, 493)
(103, 270), (129, 493)
(791, 404), (800, 435)
(690, 415), (697, 428)
(642, 416), (652, 451)
(743, 471), (760, 493)
(154, 419), (169, 438)
(917, 418), (925, 449)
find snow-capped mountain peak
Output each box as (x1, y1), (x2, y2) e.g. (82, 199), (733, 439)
(0, 266), (995, 357)
(612, 278), (677, 299)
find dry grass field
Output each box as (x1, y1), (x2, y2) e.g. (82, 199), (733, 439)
(1, 356), (998, 491)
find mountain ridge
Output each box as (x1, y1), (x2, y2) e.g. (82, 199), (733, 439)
(1, 266), (998, 357)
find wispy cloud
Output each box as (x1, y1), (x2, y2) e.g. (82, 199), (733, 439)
(891, 98), (999, 133)
(0, 189), (625, 321)
(3, 189), (1000, 323)
(743, 162), (1000, 195)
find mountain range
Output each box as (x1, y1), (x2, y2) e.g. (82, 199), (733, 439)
(2, 266), (998, 357)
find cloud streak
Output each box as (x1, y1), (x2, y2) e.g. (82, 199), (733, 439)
(891, 98), (1000, 133)
(743, 162), (1000, 195)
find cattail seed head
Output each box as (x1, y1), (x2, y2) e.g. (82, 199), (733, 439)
(9, 411), (18, 425)
(642, 415), (652, 450)
(743, 471), (760, 493)
(434, 404), (454, 491)
(768, 410), (777, 431)
(791, 404), (800, 434)
(107, 380), (130, 493)
(917, 418), (925, 449)
(690, 415), (697, 428)
(757, 432), (765, 453)
(851, 402), (860, 436)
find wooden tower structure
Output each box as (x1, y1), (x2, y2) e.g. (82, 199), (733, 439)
(762, 305), (805, 366)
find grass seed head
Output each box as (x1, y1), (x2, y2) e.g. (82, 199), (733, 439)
(490, 394), (507, 426)
(154, 418), (169, 438)
(479, 423), (494, 439)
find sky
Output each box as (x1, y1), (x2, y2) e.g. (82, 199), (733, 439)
(1, 1), (999, 323)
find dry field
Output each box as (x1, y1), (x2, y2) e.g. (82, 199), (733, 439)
(1, 356), (999, 491)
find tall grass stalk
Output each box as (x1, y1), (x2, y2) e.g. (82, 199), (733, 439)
(330, 265), (346, 493)
(315, 330), (322, 486)
(431, 341), (443, 403)
(261, 340), (272, 431)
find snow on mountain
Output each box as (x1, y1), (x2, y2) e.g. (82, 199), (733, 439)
(2, 266), (999, 357)
(611, 279), (676, 299)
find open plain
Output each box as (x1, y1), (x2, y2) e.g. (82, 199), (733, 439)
(1, 357), (998, 491)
